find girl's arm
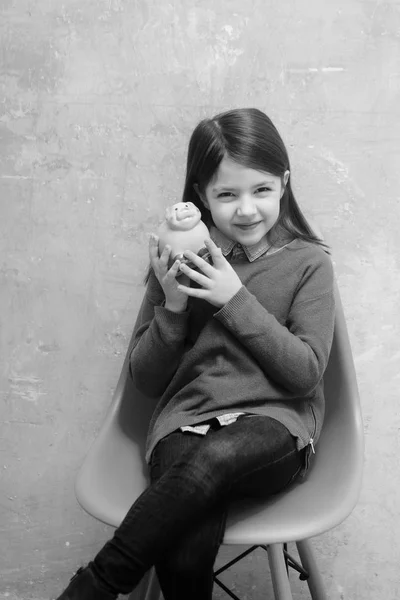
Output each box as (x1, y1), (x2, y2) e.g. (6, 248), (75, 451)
(129, 270), (190, 398)
(213, 253), (335, 396)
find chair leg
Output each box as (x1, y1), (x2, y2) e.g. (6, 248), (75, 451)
(128, 567), (162, 600)
(296, 539), (327, 600)
(267, 543), (293, 600)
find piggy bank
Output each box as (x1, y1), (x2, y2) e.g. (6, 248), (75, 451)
(157, 202), (211, 268)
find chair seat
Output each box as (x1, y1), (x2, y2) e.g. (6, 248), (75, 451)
(76, 408), (361, 548)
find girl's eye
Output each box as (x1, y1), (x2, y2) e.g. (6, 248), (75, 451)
(217, 188), (272, 198)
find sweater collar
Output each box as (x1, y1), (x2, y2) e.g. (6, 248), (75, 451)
(210, 226), (271, 263)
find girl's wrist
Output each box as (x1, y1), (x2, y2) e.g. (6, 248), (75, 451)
(164, 300), (187, 313)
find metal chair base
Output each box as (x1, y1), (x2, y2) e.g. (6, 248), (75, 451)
(128, 539), (327, 600)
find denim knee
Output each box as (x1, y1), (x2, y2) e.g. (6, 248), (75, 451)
(157, 542), (215, 580)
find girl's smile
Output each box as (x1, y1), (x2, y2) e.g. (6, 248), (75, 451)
(234, 221), (262, 230)
(200, 156), (289, 247)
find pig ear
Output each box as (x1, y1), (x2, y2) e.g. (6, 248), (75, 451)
(193, 183), (209, 209)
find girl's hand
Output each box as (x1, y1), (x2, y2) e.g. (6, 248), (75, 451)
(149, 235), (190, 312)
(177, 238), (243, 308)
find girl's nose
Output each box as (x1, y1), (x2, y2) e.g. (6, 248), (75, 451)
(236, 196), (257, 217)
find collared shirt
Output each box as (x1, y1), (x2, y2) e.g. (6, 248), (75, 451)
(210, 225), (272, 262)
(180, 412), (246, 435)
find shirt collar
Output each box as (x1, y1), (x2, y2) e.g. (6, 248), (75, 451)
(210, 226), (271, 262)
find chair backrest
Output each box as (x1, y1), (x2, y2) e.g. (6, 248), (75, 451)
(75, 277), (364, 530)
(288, 277), (364, 532)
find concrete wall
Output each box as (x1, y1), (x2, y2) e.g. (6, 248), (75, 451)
(1, 0), (399, 598)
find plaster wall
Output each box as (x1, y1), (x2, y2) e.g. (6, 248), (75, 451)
(1, 1), (400, 598)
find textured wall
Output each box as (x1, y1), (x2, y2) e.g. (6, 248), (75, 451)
(1, 0), (400, 598)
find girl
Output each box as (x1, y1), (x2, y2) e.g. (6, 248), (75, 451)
(55, 108), (335, 600)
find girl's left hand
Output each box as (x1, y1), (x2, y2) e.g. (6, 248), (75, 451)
(177, 238), (243, 308)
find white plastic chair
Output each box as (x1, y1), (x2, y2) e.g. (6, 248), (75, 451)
(75, 272), (363, 599)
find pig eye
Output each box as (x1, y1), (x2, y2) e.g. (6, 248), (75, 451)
(175, 207), (178, 211)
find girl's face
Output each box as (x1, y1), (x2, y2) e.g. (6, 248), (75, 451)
(200, 156), (289, 247)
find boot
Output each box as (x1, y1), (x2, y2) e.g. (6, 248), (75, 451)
(54, 564), (118, 600)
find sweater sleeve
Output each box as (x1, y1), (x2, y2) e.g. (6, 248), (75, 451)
(129, 270), (190, 398)
(214, 251), (335, 396)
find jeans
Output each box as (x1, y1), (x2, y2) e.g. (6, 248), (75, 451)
(92, 415), (305, 599)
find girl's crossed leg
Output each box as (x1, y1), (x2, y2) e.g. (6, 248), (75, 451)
(90, 415), (304, 599)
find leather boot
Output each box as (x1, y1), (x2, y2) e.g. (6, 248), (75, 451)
(54, 565), (118, 600)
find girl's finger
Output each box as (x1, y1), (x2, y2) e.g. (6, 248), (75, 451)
(165, 260), (190, 285)
(165, 259), (181, 280)
(183, 249), (214, 277)
(179, 263), (210, 287)
(203, 238), (225, 266)
(159, 245), (171, 271)
(177, 283), (207, 299)
(149, 234), (160, 266)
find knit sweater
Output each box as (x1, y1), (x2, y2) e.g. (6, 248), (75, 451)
(129, 235), (335, 470)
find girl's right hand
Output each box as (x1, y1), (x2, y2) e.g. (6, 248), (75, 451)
(149, 234), (190, 312)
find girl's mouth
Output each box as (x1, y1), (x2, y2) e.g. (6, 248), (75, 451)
(235, 222), (261, 230)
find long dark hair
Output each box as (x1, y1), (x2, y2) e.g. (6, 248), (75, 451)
(145, 107), (329, 283)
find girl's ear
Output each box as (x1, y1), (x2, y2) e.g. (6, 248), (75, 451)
(193, 183), (209, 209)
(283, 170), (290, 186)
(281, 170), (290, 197)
